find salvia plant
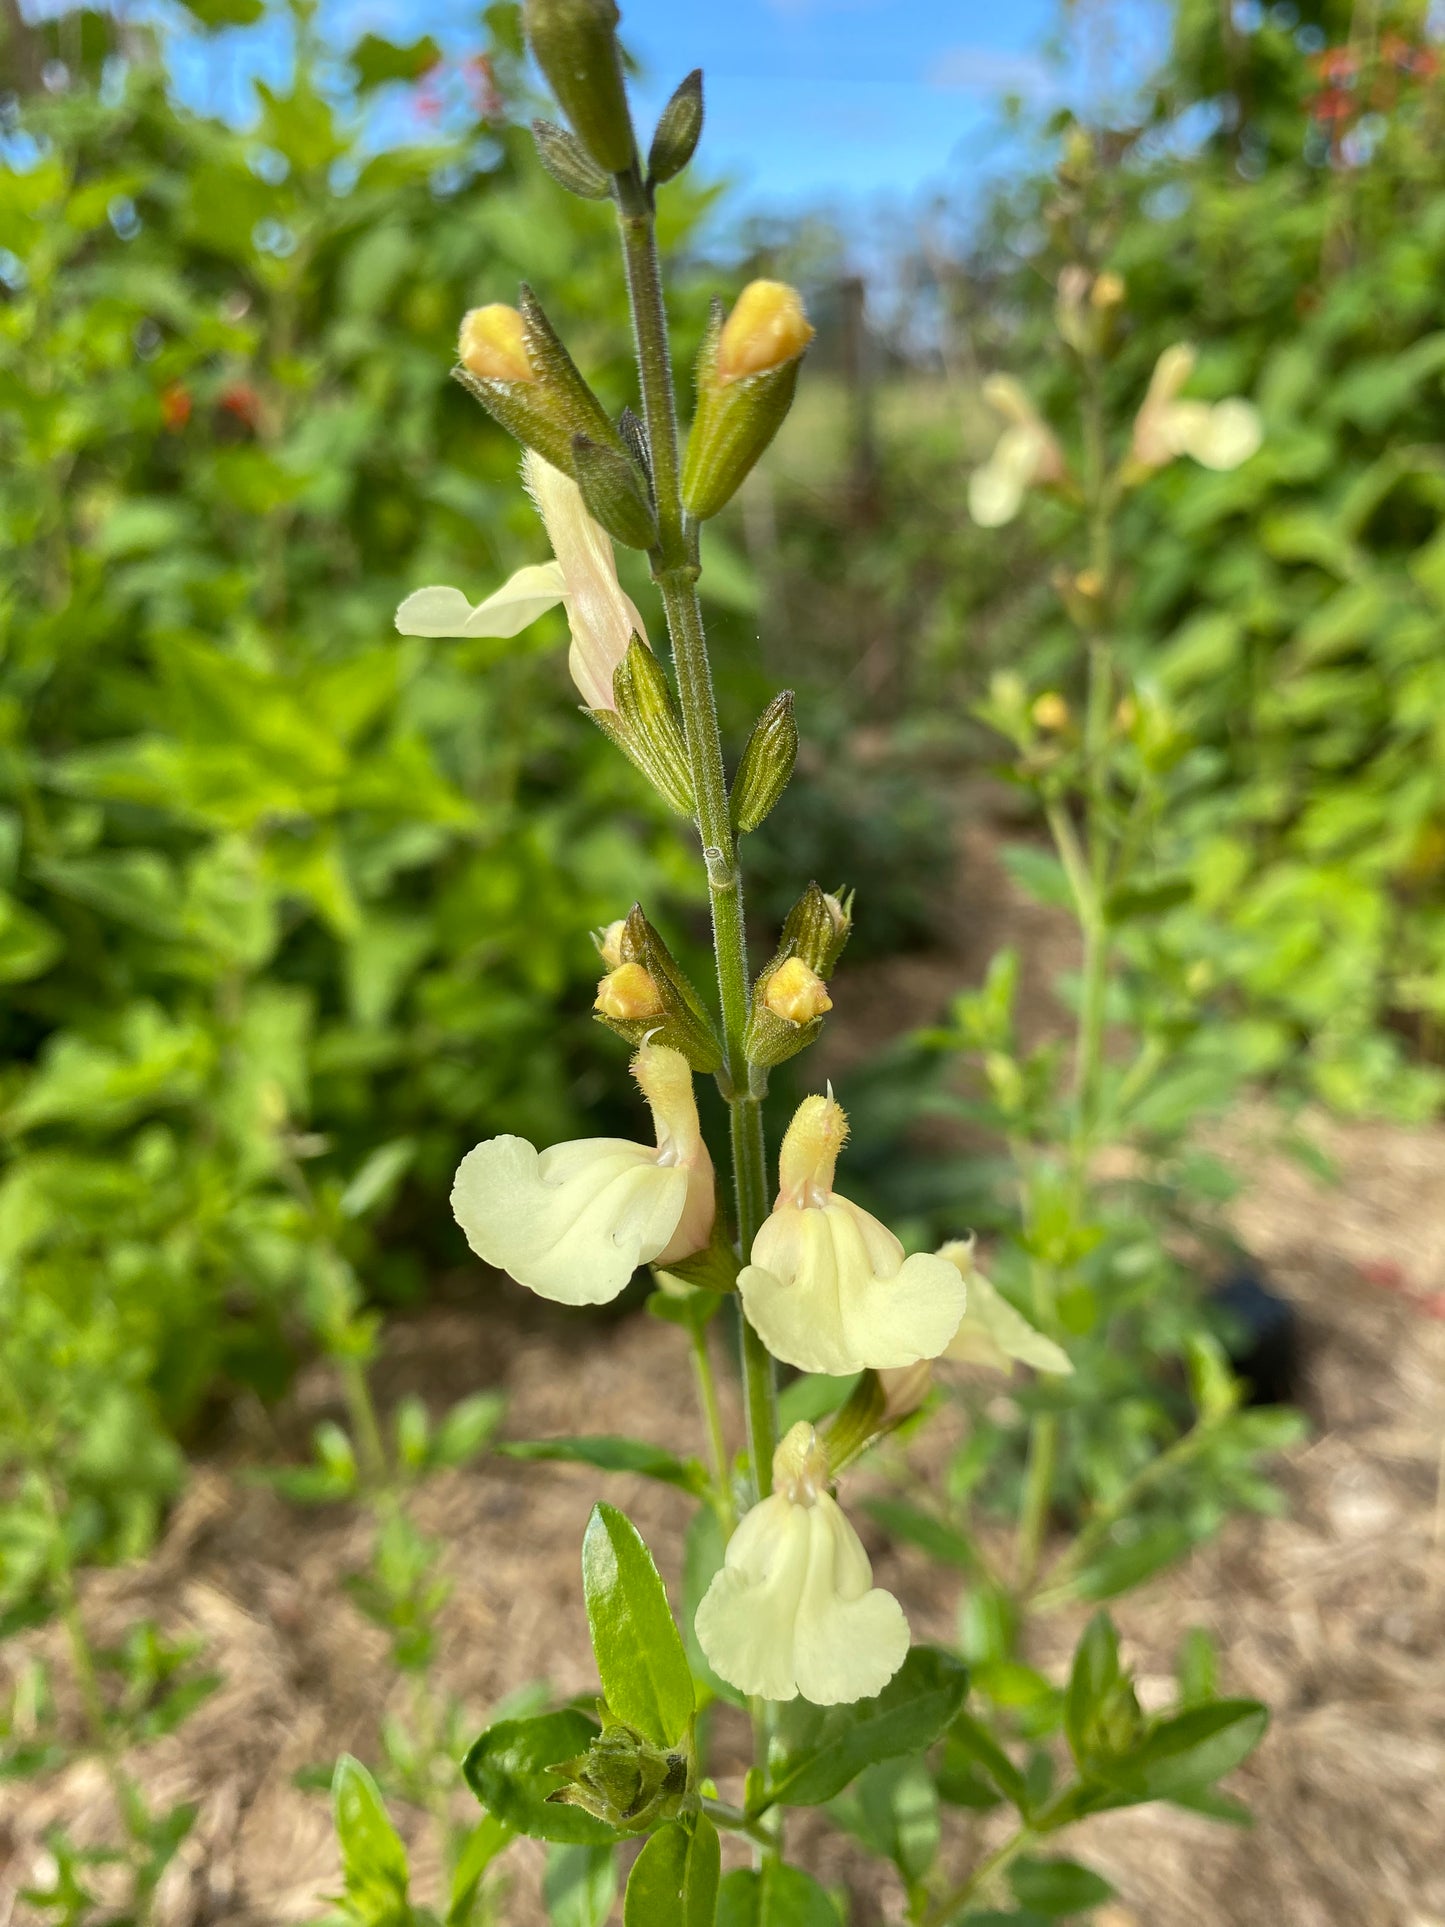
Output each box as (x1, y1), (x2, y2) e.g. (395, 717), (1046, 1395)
(319, 8), (1278, 1924)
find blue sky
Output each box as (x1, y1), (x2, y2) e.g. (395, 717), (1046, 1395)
(157, 0), (1169, 215)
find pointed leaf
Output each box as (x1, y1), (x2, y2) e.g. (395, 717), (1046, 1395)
(582, 1503), (694, 1747)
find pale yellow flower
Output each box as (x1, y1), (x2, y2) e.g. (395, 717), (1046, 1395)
(939, 1237), (1073, 1376)
(737, 1094), (966, 1375)
(694, 1423), (909, 1705)
(450, 1042), (714, 1306)
(394, 452), (648, 711)
(968, 375), (1066, 528)
(1131, 345), (1262, 474)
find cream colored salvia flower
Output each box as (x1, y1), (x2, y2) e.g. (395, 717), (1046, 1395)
(967, 375), (1067, 528)
(738, 1093), (966, 1375)
(1130, 344), (1262, 474)
(394, 447), (648, 712)
(450, 1040), (714, 1306)
(937, 1237), (1074, 1377)
(694, 1422), (909, 1704)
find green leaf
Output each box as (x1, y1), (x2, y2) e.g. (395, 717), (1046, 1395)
(175, 0), (265, 26)
(716, 1863), (840, 1927)
(545, 1842), (618, 1927)
(1064, 1613), (1122, 1766)
(759, 1647), (968, 1810)
(332, 1755), (410, 1927)
(499, 1437), (705, 1494)
(351, 32), (442, 90)
(463, 1711), (617, 1846)
(431, 1393), (506, 1468)
(447, 1816), (512, 1926)
(0, 894), (62, 985)
(862, 1499), (978, 1574)
(1110, 1700), (1268, 1800)
(1070, 1523), (1194, 1602)
(582, 1504), (694, 1749)
(843, 1757), (940, 1883)
(1007, 1856), (1114, 1915)
(944, 1711), (1029, 1812)
(623, 1818), (719, 1927)
(776, 1373), (860, 1429)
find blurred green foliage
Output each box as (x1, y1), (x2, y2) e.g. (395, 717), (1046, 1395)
(0, 0), (718, 1600)
(927, 0), (1445, 1117)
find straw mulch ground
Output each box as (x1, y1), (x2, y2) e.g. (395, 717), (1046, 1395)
(3, 819), (1443, 1924)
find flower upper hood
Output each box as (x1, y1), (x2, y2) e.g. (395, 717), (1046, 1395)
(737, 1093), (966, 1376)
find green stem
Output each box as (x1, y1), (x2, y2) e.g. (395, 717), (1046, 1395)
(689, 1323), (735, 1535)
(924, 1823), (1036, 1927)
(611, 166), (777, 1503)
(339, 1352), (390, 1494)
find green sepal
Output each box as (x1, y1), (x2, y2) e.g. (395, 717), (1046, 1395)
(652, 1224), (741, 1294)
(781, 879), (852, 975)
(452, 284), (623, 479)
(821, 1369), (887, 1472)
(571, 433), (659, 550)
(681, 299), (805, 521)
(524, 0), (636, 174)
(586, 638), (694, 816)
(647, 69), (704, 187)
(531, 116), (613, 198)
(730, 690), (797, 833)
(593, 902), (722, 1072)
(742, 990), (825, 1074)
(549, 1708), (692, 1833)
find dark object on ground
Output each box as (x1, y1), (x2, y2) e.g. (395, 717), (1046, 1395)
(1213, 1266), (1299, 1406)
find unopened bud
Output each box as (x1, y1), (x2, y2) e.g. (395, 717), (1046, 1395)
(453, 285), (624, 480)
(731, 690), (797, 833)
(571, 434), (658, 550)
(1031, 692), (1070, 732)
(1091, 270), (1125, 309)
(763, 957), (832, 1026)
(587, 635), (694, 814)
(459, 305), (535, 384)
(596, 962), (665, 1021)
(531, 117), (613, 200)
(524, 0), (636, 175)
(716, 280), (815, 383)
(682, 284), (813, 520)
(547, 1716), (690, 1832)
(593, 905), (722, 1073)
(648, 68), (704, 187)
(1114, 695), (1138, 732)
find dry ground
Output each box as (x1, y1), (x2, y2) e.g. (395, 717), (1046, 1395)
(3, 822), (1444, 1925)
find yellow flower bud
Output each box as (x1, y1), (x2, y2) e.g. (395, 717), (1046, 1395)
(1115, 695), (1138, 731)
(763, 956), (833, 1027)
(716, 280), (815, 384)
(1031, 692), (1071, 732)
(595, 961), (666, 1021)
(1091, 270), (1126, 309)
(458, 305), (535, 384)
(595, 919), (628, 971)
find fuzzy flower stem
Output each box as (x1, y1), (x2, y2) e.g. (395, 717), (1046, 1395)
(611, 162), (779, 1504)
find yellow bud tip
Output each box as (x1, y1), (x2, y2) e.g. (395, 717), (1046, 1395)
(458, 304), (534, 384)
(777, 1091), (849, 1206)
(595, 918), (628, 971)
(764, 956), (833, 1027)
(772, 1420), (830, 1505)
(1115, 695), (1138, 731)
(595, 961), (665, 1021)
(716, 280), (814, 384)
(1091, 270), (1126, 309)
(1074, 567), (1104, 600)
(1031, 692), (1070, 732)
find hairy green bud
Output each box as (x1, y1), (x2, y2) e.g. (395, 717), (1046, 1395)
(648, 68), (704, 186)
(524, 0), (636, 175)
(730, 690), (797, 833)
(531, 117), (613, 199)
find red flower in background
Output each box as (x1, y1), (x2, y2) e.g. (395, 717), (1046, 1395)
(159, 383), (192, 432)
(464, 53), (504, 122)
(219, 382), (262, 431)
